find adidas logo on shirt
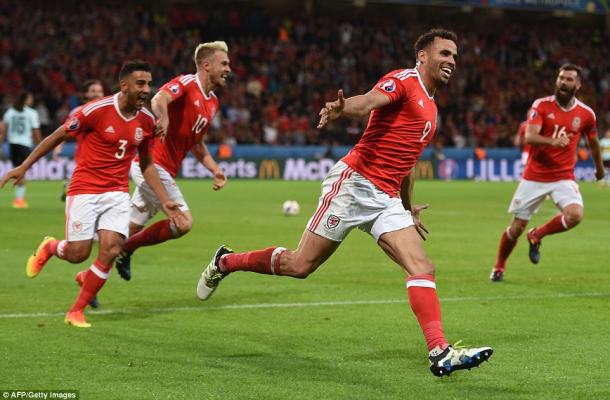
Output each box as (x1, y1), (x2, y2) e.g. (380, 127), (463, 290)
(194, 100), (200, 107)
(105, 126), (115, 133)
(547, 113), (555, 119)
(418, 99), (424, 108)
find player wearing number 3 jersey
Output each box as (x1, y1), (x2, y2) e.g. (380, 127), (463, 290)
(197, 29), (493, 377)
(0, 60), (184, 328)
(490, 64), (605, 282)
(114, 41), (231, 281)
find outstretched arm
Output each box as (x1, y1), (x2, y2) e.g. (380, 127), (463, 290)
(317, 89), (391, 128)
(1, 126), (68, 188)
(586, 135), (605, 181)
(192, 142), (226, 190)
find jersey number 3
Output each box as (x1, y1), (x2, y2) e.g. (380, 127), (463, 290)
(115, 139), (128, 159)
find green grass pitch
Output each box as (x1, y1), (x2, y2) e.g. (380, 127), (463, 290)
(1, 180), (609, 399)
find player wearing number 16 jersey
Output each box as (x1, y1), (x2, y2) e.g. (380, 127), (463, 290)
(0, 60), (184, 328)
(197, 29), (493, 377)
(115, 41), (230, 281)
(490, 64), (605, 282)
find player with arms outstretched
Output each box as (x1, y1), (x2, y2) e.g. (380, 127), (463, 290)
(197, 29), (493, 377)
(490, 64), (605, 282)
(1, 60), (184, 327)
(114, 41), (230, 280)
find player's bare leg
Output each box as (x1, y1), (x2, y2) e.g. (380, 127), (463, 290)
(490, 217), (528, 281)
(26, 237), (92, 278)
(527, 203), (583, 264)
(116, 212), (192, 281)
(378, 227), (493, 377)
(65, 229), (124, 328)
(197, 230), (340, 300)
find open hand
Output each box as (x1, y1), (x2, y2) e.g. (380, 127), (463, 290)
(411, 204), (430, 241)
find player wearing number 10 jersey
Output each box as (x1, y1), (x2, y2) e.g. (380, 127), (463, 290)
(490, 64), (605, 282)
(115, 41), (231, 280)
(197, 29), (493, 377)
(0, 60), (184, 328)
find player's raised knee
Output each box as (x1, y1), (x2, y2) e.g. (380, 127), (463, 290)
(564, 207), (584, 226)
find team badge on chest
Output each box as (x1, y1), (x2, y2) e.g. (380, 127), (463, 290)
(572, 117), (580, 131)
(134, 127), (143, 145)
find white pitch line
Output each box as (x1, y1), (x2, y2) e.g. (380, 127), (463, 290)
(0, 291), (609, 320)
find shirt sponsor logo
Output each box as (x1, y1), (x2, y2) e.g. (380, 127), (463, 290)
(379, 80), (396, 93)
(572, 117), (581, 131)
(67, 117), (80, 131)
(326, 214), (340, 230)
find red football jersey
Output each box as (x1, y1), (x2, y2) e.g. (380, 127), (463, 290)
(342, 68), (437, 197)
(64, 94), (156, 195)
(152, 74), (220, 177)
(523, 96), (597, 182)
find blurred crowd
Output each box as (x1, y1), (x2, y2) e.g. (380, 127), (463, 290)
(1, 1), (609, 147)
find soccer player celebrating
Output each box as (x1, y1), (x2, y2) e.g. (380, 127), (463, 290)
(0, 60), (184, 328)
(197, 29), (493, 377)
(490, 64), (605, 282)
(114, 41), (230, 280)
(0, 92), (42, 208)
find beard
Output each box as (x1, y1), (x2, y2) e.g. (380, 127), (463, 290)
(555, 86), (576, 104)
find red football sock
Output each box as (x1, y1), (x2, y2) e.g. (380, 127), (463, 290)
(407, 274), (448, 351)
(221, 247), (285, 275)
(124, 219), (175, 253)
(535, 215), (569, 239)
(69, 259), (111, 312)
(47, 239), (67, 260)
(495, 228), (518, 272)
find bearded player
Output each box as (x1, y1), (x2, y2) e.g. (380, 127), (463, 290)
(197, 29), (493, 377)
(490, 64), (605, 282)
(114, 41), (230, 281)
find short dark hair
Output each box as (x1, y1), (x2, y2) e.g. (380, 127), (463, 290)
(413, 29), (458, 60)
(14, 92), (31, 111)
(81, 79), (102, 94)
(118, 59), (152, 80)
(559, 63), (583, 81)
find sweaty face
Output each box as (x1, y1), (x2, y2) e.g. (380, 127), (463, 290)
(84, 83), (104, 101)
(207, 51), (231, 88)
(421, 38), (458, 86)
(554, 70), (580, 103)
(122, 71), (152, 110)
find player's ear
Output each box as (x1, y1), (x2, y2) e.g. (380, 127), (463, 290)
(417, 49), (427, 65)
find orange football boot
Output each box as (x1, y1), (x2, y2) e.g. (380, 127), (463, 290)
(26, 236), (56, 278)
(64, 310), (91, 328)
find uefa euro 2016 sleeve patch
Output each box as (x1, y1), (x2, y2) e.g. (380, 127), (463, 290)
(379, 79), (396, 93)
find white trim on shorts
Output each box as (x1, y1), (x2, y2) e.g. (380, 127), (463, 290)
(508, 179), (583, 220)
(65, 192), (130, 241)
(129, 161), (189, 226)
(307, 161), (414, 242)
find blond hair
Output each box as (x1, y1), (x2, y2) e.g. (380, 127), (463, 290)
(193, 41), (229, 68)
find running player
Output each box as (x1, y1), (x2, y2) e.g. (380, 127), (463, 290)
(0, 60), (184, 328)
(490, 64), (605, 282)
(0, 92), (42, 208)
(196, 29), (493, 377)
(114, 41), (230, 281)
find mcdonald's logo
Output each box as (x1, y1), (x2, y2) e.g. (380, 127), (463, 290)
(259, 159), (281, 179)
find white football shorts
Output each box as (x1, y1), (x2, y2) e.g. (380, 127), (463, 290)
(508, 179), (583, 220)
(307, 161), (414, 242)
(129, 161), (189, 226)
(65, 191), (130, 241)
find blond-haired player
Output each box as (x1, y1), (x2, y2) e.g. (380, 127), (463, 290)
(115, 41), (231, 280)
